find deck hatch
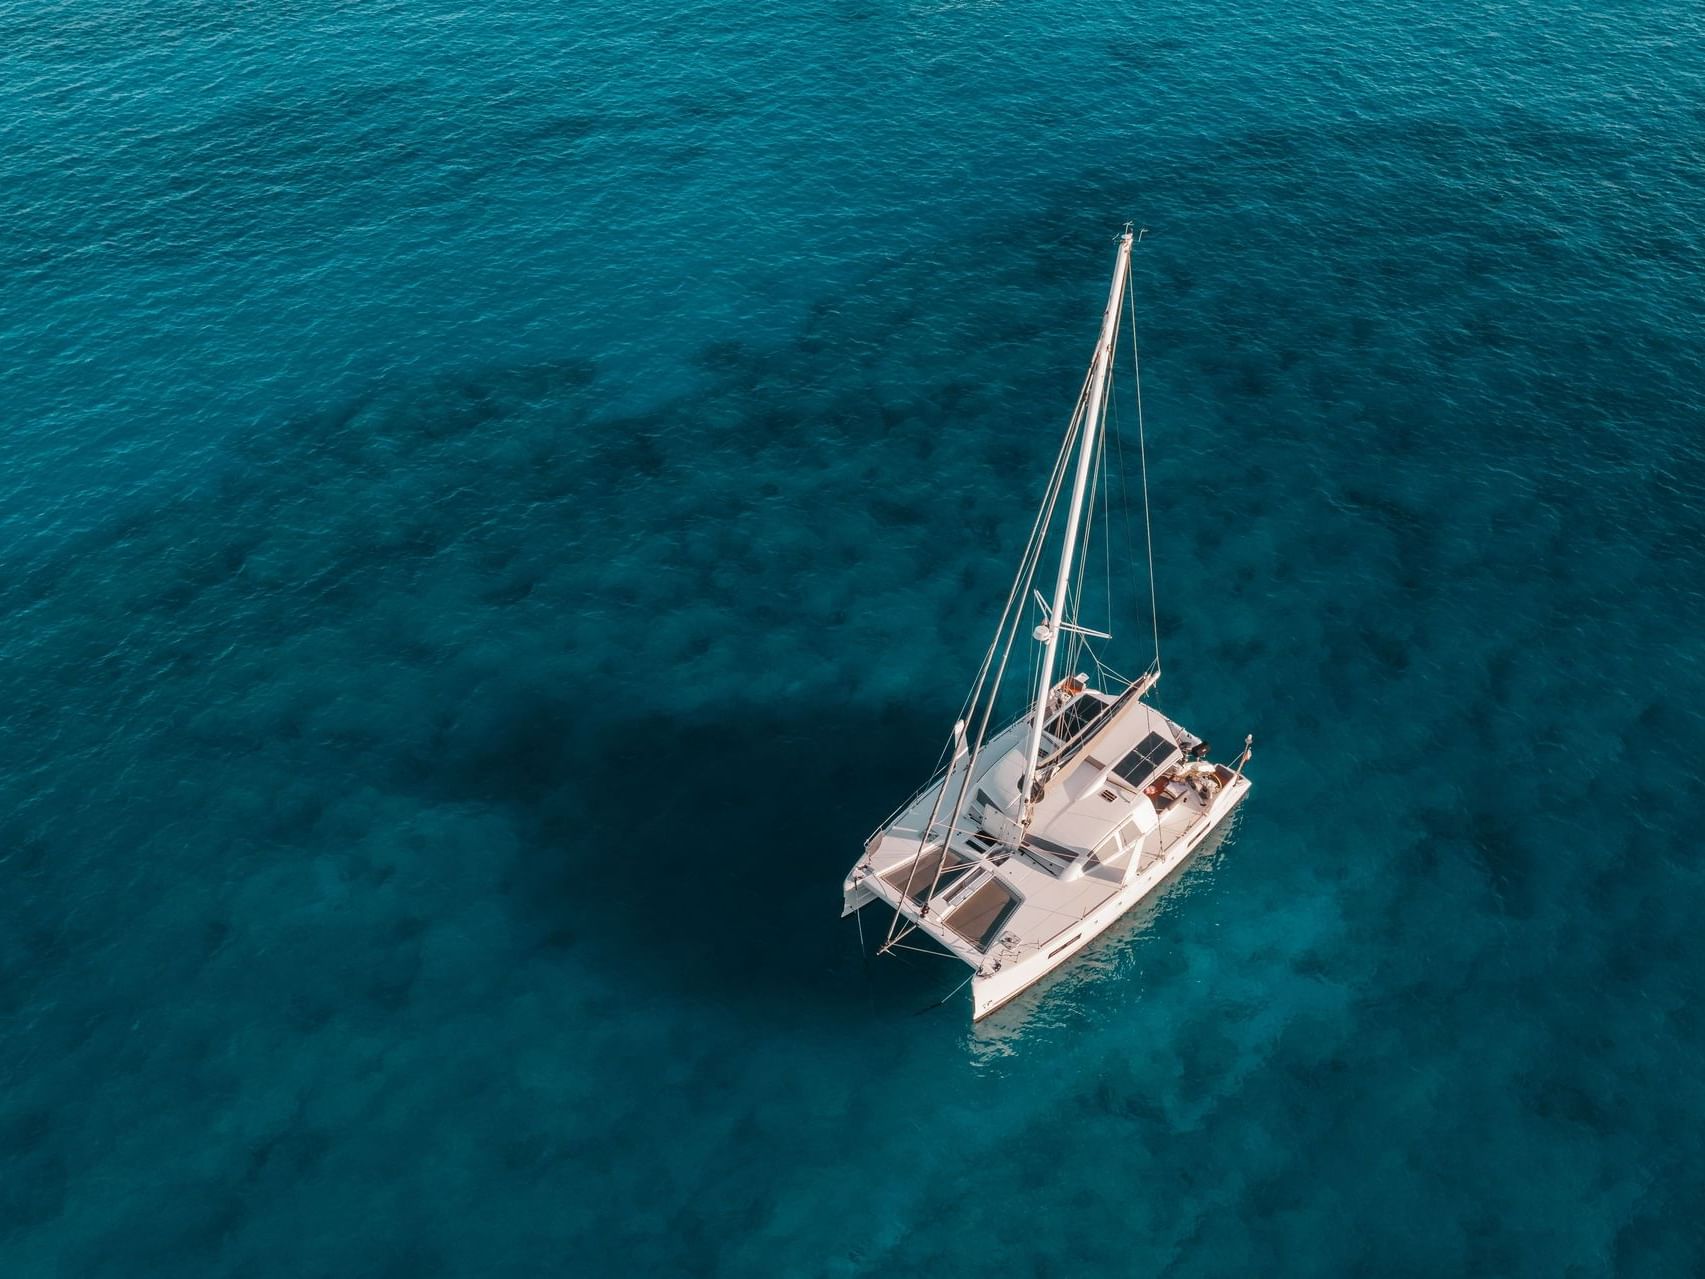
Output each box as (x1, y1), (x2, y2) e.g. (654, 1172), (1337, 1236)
(882, 847), (974, 904)
(942, 879), (1019, 951)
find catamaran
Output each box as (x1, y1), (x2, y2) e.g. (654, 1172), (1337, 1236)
(842, 226), (1253, 1020)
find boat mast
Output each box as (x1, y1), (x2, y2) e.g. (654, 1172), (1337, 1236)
(1019, 227), (1134, 820)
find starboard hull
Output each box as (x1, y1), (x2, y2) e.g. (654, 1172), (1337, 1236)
(968, 773), (1249, 1020)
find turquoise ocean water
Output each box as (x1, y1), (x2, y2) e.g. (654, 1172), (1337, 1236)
(5, 1), (1705, 1273)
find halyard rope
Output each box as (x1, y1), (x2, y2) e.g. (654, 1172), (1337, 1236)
(1127, 268), (1161, 675)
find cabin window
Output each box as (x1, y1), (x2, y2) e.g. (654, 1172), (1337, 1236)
(1024, 832), (1083, 862)
(1110, 731), (1178, 789)
(1087, 829), (1121, 870)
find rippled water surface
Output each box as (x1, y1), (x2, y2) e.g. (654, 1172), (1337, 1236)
(5, 1), (1705, 1274)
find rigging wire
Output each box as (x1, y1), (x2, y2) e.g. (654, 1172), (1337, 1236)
(915, 967), (978, 1015)
(1063, 295), (1121, 679)
(1127, 267), (1161, 675)
(900, 386), (1093, 928)
(882, 389), (1087, 948)
(1064, 387), (1110, 678)
(1106, 369), (1141, 671)
(1102, 381), (1114, 676)
(885, 320), (1121, 948)
(879, 233), (1149, 956)
(924, 382), (1089, 784)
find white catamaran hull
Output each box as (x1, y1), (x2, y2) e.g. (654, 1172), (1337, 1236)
(966, 774), (1248, 1020)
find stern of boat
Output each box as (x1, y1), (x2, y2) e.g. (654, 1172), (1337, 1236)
(841, 872), (877, 917)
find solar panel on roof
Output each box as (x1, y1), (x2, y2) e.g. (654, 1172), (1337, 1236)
(1046, 694), (1114, 743)
(1110, 730), (1178, 788)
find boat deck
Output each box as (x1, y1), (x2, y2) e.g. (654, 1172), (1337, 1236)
(855, 685), (1225, 965)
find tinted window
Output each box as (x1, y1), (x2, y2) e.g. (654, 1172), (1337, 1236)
(1110, 731), (1178, 788)
(1046, 695), (1112, 743)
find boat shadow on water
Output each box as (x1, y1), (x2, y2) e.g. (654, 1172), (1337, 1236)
(446, 681), (1249, 1038)
(454, 691), (967, 1022)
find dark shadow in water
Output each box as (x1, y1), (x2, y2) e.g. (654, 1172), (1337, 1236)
(431, 687), (982, 1021)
